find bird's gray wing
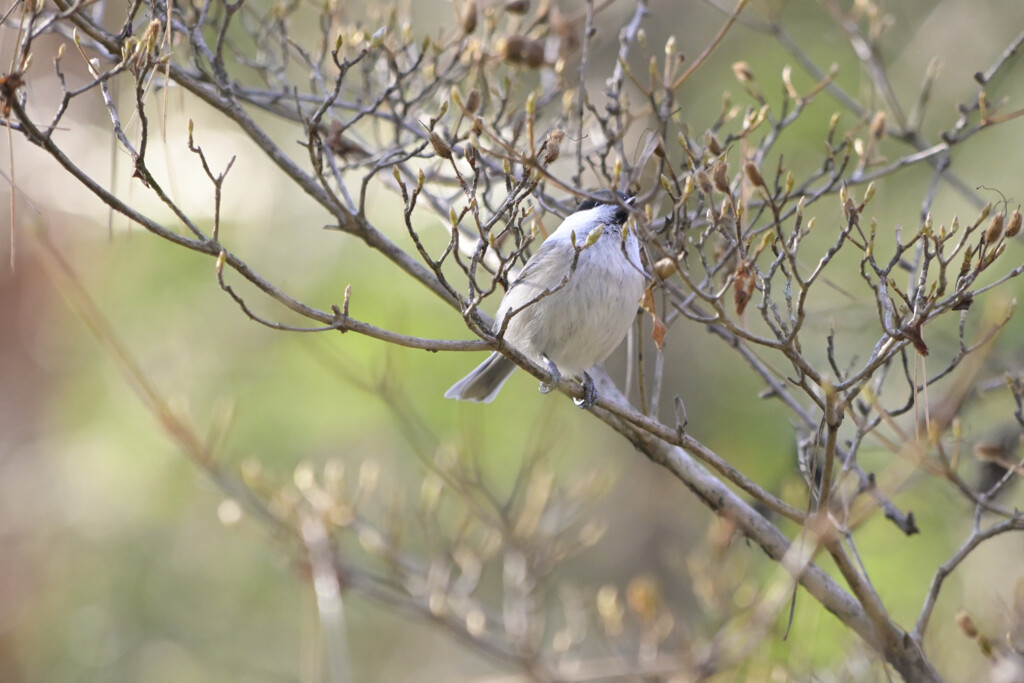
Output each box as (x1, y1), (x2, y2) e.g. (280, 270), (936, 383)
(508, 238), (576, 294)
(492, 238), (575, 333)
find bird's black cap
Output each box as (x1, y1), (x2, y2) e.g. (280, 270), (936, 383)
(572, 189), (634, 223)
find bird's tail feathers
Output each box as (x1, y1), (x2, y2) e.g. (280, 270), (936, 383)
(444, 353), (517, 403)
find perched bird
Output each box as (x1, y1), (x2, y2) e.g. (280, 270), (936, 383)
(445, 189), (648, 408)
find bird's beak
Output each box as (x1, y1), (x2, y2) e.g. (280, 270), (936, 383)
(625, 195), (637, 206)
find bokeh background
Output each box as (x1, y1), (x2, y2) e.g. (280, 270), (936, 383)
(3, 0), (1024, 680)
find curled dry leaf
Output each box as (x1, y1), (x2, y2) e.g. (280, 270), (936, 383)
(542, 129), (564, 164)
(733, 259), (755, 315)
(0, 71), (26, 117)
(641, 286), (667, 350)
(900, 318), (929, 356)
(952, 293), (974, 311)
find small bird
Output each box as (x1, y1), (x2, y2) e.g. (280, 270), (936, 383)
(445, 190), (648, 408)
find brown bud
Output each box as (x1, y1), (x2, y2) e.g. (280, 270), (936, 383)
(713, 161), (730, 194)
(956, 610), (978, 639)
(731, 61), (753, 83)
(461, 0), (477, 34)
(521, 41), (546, 68)
(429, 130), (452, 159)
(654, 257), (677, 279)
(705, 130), (723, 156)
(502, 34), (546, 68)
(505, 0), (529, 13)
(696, 170), (714, 196)
(869, 110), (886, 140)
(465, 89), (481, 114)
(471, 116), (483, 136)
(502, 34), (526, 59)
(1006, 208), (1022, 237)
(983, 213), (1004, 245)
(744, 161), (764, 188)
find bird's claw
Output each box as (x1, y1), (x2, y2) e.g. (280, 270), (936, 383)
(573, 373), (598, 409)
(539, 357), (561, 395)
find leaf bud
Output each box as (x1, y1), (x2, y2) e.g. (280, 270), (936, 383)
(869, 110), (886, 140)
(713, 162), (730, 194)
(429, 130), (452, 159)
(744, 161), (764, 188)
(465, 89), (481, 114)
(1006, 208), (1022, 237)
(863, 181), (875, 204)
(461, 0), (477, 34)
(983, 213), (1004, 244)
(732, 61), (753, 83)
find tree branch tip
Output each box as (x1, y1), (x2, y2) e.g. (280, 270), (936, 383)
(341, 284), (352, 317)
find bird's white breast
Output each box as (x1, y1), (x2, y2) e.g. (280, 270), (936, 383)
(495, 212), (646, 377)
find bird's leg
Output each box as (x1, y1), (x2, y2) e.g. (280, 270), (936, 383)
(538, 355), (561, 394)
(574, 372), (598, 408)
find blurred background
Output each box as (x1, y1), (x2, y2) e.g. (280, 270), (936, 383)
(3, 0), (1024, 680)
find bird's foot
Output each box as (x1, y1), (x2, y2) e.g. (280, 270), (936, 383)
(574, 372), (598, 409)
(538, 356), (561, 395)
